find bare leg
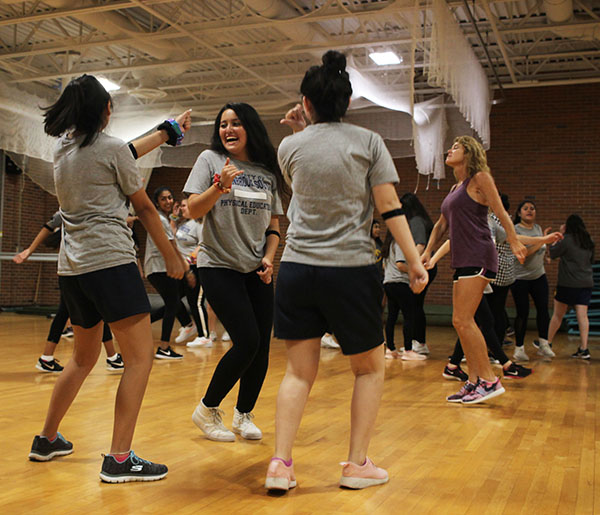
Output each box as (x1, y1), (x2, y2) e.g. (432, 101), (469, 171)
(41, 323), (104, 437)
(103, 339), (117, 357)
(452, 277), (494, 382)
(107, 313), (154, 454)
(273, 338), (321, 461)
(575, 304), (589, 350)
(547, 300), (568, 344)
(42, 341), (58, 357)
(348, 344), (385, 464)
(207, 302), (217, 336)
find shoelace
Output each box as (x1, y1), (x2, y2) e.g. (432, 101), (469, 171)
(208, 407), (226, 425)
(239, 412), (255, 425)
(129, 452), (152, 466)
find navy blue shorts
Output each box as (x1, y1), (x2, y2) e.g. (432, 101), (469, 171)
(453, 267), (497, 282)
(555, 285), (592, 306)
(274, 262), (384, 355)
(59, 263), (151, 329)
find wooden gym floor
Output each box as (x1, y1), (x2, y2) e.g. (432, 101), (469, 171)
(0, 312), (598, 514)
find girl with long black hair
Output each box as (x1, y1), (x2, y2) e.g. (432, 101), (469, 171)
(28, 74), (187, 482)
(185, 102), (286, 442)
(547, 214), (595, 358)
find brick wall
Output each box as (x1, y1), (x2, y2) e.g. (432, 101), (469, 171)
(2, 83), (599, 307)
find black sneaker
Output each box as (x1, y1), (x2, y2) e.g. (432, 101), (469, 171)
(572, 348), (591, 360)
(29, 433), (73, 461)
(503, 362), (533, 379)
(155, 346), (183, 360)
(61, 327), (74, 339)
(35, 357), (64, 373)
(442, 364), (468, 382)
(106, 353), (124, 371)
(99, 451), (168, 483)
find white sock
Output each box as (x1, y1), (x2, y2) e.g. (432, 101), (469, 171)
(538, 337), (549, 345)
(107, 353), (118, 361)
(41, 355), (54, 362)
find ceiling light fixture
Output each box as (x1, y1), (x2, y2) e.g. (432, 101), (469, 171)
(368, 51), (402, 66)
(97, 77), (121, 92)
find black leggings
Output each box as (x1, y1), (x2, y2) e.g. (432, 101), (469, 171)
(510, 275), (549, 347)
(181, 267), (209, 338)
(199, 267), (273, 413)
(486, 284), (511, 345)
(449, 295), (510, 366)
(414, 265), (437, 344)
(148, 272), (191, 343)
(47, 292), (112, 343)
(384, 282), (415, 351)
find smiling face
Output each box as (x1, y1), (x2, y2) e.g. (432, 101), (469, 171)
(219, 108), (249, 161)
(157, 189), (174, 215)
(518, 202), (537, 224)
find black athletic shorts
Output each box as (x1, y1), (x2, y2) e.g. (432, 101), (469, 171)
(59, 262), (151, 328)
(274, 262), (384, 355)
(453, 267), (497, 282)
(555, 285), (592, 307)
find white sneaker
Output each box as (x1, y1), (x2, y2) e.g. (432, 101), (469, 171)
(513, 345), (529, 362)
(186, 336), (213, 348)
(232, 408), (262, 440)
(321, 333), (340, 349)
(384, 348), (399, 360)
(221, 331), (231, 342)
(401, 350), (427, 361)
(537, 339), (556, 358)
(192, 401), (235, 442)
(209, 331), (217, 342)
(412, 341), (430, 355)
(175, 324), (197, 344)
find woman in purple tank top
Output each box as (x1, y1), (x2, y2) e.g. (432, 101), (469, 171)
(423, 136), (527, 405)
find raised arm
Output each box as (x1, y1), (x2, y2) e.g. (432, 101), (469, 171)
(372, 183), (428, 293)
(130, 109), (192, 158)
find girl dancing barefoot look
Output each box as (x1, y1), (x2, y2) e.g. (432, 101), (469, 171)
(28, 75), (187, 483)
(423, 136), (527, 405)
(265, 50), (428, 492)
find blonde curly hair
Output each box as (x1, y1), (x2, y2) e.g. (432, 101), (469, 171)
(454, 136), (490, 177)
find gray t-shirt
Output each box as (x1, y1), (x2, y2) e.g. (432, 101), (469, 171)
(53, 132), (143, 276)
(409, 216), (428, 246)
(383, 241), (409, 284)
(184, 150), (283, 273)
(278, 123), (398, 267)
(44, 211), (62, 231)
(144, 212), (174, 276)
(514, 223), (546, 280)
(549, 234), (594, 288)
(176, 219), (203, 258)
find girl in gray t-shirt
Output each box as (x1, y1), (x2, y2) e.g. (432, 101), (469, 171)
(29, 74), (187, 481)
(184, 102), (286, 444)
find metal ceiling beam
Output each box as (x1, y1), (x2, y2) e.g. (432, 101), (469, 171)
(481, 0), (517, 84)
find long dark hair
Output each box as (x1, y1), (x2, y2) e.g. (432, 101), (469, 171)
(211, 102), (289, 200)
(399, 193), (433, 238)
(153, 186), (174, 214)
(382, 230), (394, 259)
(300, 50), (352, 123)
(42, 74), (112, 148)
(513, 199), (536, 224)
(565, 214), (594, 256)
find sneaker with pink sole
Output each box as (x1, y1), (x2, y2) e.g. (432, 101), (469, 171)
(265, 457), (297, 491)
(339, 457), (388, 489)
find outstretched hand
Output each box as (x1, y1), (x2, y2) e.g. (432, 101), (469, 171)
(280, 104), (306, 133)
(511, 240), (528, 264)
(13, 248), (32, 264)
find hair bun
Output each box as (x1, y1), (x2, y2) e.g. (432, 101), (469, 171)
(322, 50), (346, 74)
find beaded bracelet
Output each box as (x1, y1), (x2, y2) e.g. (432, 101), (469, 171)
(213, 173), (231, 193)
(157, 119), (184, 146)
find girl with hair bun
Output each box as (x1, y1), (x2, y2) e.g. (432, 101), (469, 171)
(266, 50), (428, 491)
(28, 74), (187, 482)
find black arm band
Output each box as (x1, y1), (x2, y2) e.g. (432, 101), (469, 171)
(128, 142), (138, 160)
(157, 120), (183, 146)
(381, 208), (405, 220)
(265, 230), (281, 239)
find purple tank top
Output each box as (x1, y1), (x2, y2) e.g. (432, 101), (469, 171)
(440, 178), (498, 272)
